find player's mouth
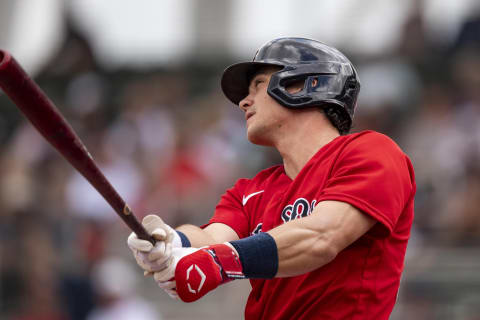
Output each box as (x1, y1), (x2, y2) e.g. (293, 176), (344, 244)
(245, 112), (255, 121)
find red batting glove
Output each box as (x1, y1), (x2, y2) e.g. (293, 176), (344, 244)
(174, 243), (244, 302)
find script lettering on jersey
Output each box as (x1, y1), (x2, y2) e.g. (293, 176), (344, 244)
(251, 223), (263, 235)
(281, 198), (317, 223)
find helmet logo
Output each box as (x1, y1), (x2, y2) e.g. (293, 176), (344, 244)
(186, 264), (206, 294)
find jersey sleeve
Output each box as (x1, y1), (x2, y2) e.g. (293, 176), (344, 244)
(318, 132), (415, 237)
(205, 179), (251, 239)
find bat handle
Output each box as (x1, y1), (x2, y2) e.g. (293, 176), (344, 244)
(122, 204), (156, 244)
(134, 228), (156, 245)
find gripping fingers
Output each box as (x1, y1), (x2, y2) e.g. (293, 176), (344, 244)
(165, 289), (179, 299)
(128, 232), (153, 252)
(135, 248), (172, 272)
(142, 215), (171, 241)
(158, 280), (179, 299)
(148, 242), (172, 263)
(158, 280), (176, 290)
(154, 262), (176, 283)
(151, 228), (168, 241)
(134, 251), (155, 272)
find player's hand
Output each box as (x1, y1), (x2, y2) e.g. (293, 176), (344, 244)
(154, 244), (243, 303)
(127, 214), (180, 273)
(153, 247), (201, 299)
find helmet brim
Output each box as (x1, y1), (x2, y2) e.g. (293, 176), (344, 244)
(221, 61), (283, 105)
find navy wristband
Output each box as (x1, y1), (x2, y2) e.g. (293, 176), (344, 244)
(176, 231), (191, 247)
(230, 232), (278, 279)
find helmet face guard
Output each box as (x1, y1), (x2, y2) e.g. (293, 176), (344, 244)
(221, 37), (360, 131)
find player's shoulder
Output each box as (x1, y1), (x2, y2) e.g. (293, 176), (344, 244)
(344, 130), (405, 155)
(332, 131), (415, 184)
(347, 130), (396, 144)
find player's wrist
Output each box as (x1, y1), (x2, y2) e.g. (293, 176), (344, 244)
(229, 232), (278, 279)
(175, 230), (191, 247)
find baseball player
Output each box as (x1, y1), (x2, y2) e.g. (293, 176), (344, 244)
(128, 37), (416, 319)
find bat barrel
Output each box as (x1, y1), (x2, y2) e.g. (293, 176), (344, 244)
(0, 50), (6, 68)
(0, 49), (155, 244)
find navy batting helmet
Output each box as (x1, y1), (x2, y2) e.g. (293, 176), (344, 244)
(221, 37), (360, 133)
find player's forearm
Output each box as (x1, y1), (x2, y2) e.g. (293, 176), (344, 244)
(176, 222), (241, 247)
(267, 219), (338, 277)
(175, 224), (217, 247)
(267, 200), (376, 277)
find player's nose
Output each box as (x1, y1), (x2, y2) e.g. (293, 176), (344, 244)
(239, 95), (253, 112)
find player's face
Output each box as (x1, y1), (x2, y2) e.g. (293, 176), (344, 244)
(238, 67), (295, 146)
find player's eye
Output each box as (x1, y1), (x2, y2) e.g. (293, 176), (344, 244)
(254, 79), (264, 87)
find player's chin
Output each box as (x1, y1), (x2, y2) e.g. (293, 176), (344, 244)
(246, 128), (273, 146)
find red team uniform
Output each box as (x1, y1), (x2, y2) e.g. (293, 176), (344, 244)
(208, 131), (416, 319)
(127, 38), (416, 320)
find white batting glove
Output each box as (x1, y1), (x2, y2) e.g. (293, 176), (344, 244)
(127, 215), (182, 274)
(153, 247), (201, 299)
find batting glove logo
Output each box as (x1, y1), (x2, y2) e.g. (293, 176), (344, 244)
(175, 244), (238, 302)
(186, 264), (206, 294)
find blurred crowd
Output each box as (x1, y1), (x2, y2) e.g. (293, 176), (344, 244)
(1, 6), (480, 320)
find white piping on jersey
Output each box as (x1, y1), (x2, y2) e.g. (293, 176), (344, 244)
(242, 190), (265, 206)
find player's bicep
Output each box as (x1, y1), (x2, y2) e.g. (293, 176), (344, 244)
(203, 223), (240, 243)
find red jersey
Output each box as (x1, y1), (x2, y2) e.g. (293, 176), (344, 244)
(208, 131), (416, 320)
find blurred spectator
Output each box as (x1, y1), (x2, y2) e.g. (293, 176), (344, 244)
(87, 257), (161, 320)
(452, 12), (480, 51)
(8, 212), (68, 320)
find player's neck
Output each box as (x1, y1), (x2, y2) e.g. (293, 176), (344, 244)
(275, 116), (339, 180)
